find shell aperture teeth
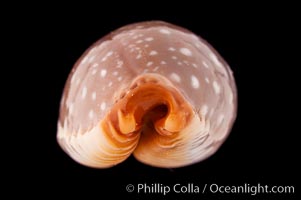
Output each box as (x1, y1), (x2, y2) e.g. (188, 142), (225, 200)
(117, 110), (137, 134)
(162, 113), (186, 133)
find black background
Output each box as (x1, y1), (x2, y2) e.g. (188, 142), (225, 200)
(13, 3), (299, 199)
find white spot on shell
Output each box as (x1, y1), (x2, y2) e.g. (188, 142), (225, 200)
(92, 63), (99, 68)
(159, 29), (171, 34)
(149, 51), (158, 56)
(136, 54), (142, 59)
(146, 61), (153, 67)
(92, 92), (96, 100)
(177, 61), (182, 66)
(201, 105), (209, 116)
(180, 48), (192, 56)
(210, 53), (223, 68)
(170, 73), (181, 83)
(192, 63), (198, 68)
(88, 110), (94, 119)
(100, 69), (107, 78)
(88, 55), (95, 63)
(213, 81), (221, 94)
(108, 82), (113, 87)
(202, 61), (209, 68)
(191, 75), (200, 89)
(205, 77), (210, 84)
(172, 56), (177, 60)
(168, 47), (176, 51)
(217, 114), (224, 125)
(81, 57), (88, 65)
(153, 66), (159, 71)
(101, 51), (113, 62)
(160, 61), (166, 65)
(100, 102), (106, 111)
(113, 71), (118, 76)
(144, 37), (154, 42)
(117, 60), (123, 68)
(118, 76), (123, 81)
(136, 40), (143, 44)
(81, 87), (87, 99)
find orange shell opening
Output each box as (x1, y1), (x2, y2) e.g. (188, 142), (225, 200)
(100, 74), (194, 165)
